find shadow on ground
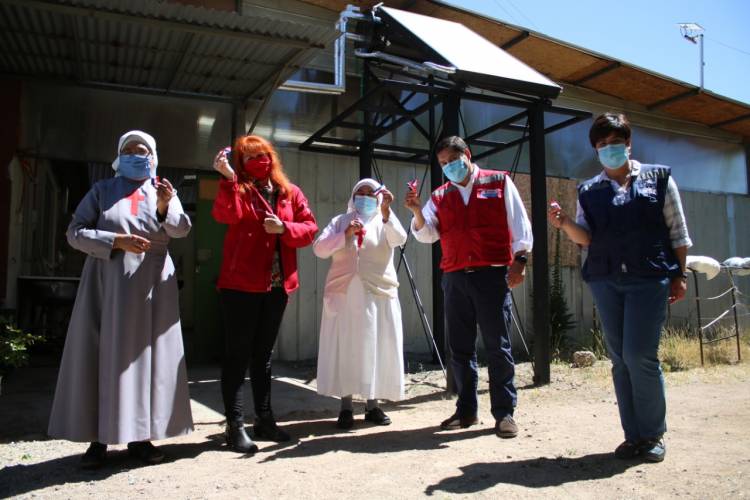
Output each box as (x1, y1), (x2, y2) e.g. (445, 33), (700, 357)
(257, 423), (490, 462)
(424, 454), (643, 495)
(0, 439), (218, 498)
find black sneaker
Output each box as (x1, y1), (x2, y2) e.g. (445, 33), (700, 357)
(364, 407), (392, 426)
(640, 437), (666, 463)
(614, 440), (641, 459)
(80, 442), (107, 469)
(336, 410), (354, 429)
(127, 441), (165, 465)
(253, 418), (291, 442)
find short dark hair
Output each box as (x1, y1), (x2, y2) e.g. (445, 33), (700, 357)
(588, 113), (631, 148)
(435, 136), (469, 156)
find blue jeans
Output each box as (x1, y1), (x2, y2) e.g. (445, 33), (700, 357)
(442, 267), (516, 421)
(588, 275), (669, 442)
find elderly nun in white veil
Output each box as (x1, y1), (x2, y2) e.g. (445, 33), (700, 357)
(48, 130), (193, 468)
(313, 178), (407, 429)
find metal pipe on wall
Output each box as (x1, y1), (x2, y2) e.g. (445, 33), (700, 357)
(278, 6), (367, 95)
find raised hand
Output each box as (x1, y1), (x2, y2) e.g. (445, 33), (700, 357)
(547, 200), (568, 229)
(345, 218), (364, 239)
(212, 148), (235, 180)
(155, 177), (174, 217)
(380, 187), (394, 219)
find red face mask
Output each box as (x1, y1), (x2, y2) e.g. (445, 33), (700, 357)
(243, 155), (272, 179)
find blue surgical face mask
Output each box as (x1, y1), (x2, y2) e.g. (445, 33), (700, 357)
(353, 195), (378, 217)
(442, 156), (469, 183)
(597, 144), (629, 170)
(118, 154), (153, 180)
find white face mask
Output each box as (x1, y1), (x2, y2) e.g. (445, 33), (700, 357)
(353, 195), (378, 217)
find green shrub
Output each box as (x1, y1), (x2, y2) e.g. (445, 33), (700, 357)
(0, 315), (45, 376)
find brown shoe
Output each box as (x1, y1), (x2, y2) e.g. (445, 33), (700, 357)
(495, 415), (518, 438)
(440, 412), (479, 430)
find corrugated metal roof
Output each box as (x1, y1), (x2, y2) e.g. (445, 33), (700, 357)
(0, 0), (339, 101)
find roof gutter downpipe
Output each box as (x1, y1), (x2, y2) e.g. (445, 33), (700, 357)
(278, 5), (368, 95)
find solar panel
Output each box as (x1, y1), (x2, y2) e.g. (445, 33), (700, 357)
(374, 6), (561, 98)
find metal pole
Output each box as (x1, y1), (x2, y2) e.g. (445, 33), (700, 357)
(727, 271), (742, 362)
(529, 100), (551, 385)
(360, 61), (373, 179)
(436, 91), (460, 394)
(693, 270), (704, 366)
(699, 33), (704, 90)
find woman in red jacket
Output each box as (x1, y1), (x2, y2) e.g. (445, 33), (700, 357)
(212, 135), (317, 454)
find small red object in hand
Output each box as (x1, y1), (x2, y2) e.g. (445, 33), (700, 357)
(355, 227), (366, 248)
(407, 179), (418, 192)
(550, 199), (561, 210)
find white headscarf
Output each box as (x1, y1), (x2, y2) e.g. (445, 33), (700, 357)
(347, 178), (384, 214)
(111, 130), (158, 176)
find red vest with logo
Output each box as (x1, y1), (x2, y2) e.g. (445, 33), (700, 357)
(432, 168), (513, 272)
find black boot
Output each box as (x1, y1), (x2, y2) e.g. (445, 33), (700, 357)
(253, 413), (290, 442)
(80, 442), (107, 469)
(225, 420), (259, 454)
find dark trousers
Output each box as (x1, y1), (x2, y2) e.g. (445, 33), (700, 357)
(442, 266), (516, 421)
(219, 287), (287, 423)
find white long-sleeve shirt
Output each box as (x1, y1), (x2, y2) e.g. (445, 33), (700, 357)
(410, 166), (533, 255)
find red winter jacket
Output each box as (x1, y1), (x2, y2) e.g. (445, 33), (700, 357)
(212, 177), (317, 294)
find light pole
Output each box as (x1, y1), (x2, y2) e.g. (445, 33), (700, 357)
(678, 23), (705, 90)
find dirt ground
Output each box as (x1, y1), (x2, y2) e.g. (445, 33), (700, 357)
(1, 358), (749, 499)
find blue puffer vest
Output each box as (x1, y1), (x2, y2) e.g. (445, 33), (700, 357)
(578, 164), (680, 282)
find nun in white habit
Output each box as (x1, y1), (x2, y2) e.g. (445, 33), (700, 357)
(313, 178), (407, 429)
(47, 130), (193, 468)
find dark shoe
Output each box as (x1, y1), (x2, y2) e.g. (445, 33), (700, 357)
(254, 417), (290, 442)
(494, 415), (518, 439)
(225, 420), (259, 454)
(336, 410), (354, 429)
(80, 442), (107, 469)
(127, 441), (165, 465)
(640, 437), (666, 463)
(364, 407), (392, 426)
(614, 440), (641, 459)
(440, 412), (478, 430)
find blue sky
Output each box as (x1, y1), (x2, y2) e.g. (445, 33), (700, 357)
(445, 0), (750, 105)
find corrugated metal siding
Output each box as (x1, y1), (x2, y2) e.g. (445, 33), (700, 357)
(270, 158), (750, 360)
(271, 147), (438, 360)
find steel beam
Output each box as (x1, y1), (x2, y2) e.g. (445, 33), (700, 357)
(529, 100), (550, 385)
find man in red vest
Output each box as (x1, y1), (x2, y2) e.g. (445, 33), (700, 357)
(405, 136), (532, 438)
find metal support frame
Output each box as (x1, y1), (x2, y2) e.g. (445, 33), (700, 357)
(299, 65), (590, 386)
(529, 100), (551, 385)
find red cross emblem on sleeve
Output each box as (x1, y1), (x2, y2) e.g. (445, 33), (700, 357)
(125, 190), (145, 215)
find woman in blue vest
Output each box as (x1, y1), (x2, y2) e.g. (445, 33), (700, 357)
(549, 113), (692, 462)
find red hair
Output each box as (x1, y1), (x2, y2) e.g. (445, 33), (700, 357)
(232, 135), (291, 198)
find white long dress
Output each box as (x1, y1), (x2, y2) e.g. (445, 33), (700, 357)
(47, 176), (194, 444)
(313, 209), (408, 401)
